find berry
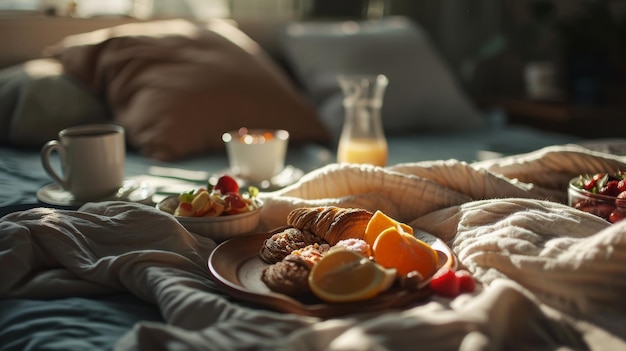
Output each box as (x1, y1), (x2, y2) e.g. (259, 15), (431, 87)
(583, 178), (597, 191)
(610, 208), (626, 223)
(429, 268), (460, 297)
(579, 203), (615, 221)
(600, 180), (621, 197)
(455, 270), (476, 293)
(214, 175), (239, 194)
(619, 179), (626, 193)
(224, 192), (247, 214)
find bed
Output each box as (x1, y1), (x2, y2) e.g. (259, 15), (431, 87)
(2, 15), (626, 351)
(3, 145), (626, 351)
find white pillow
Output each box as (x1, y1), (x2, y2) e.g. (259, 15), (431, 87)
(279, 17), (486, 139)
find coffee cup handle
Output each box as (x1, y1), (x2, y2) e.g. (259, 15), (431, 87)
(41, 140), (68, 190)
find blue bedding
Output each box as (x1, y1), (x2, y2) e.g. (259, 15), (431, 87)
(0, 295), (162, 351)
(1, 120), (582, 208)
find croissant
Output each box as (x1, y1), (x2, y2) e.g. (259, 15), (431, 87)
(286, 206), (373, 245)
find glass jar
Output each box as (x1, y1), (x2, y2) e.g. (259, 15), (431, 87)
(336, 74), (389, 167)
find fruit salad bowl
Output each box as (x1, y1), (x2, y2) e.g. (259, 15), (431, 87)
(156, 175), (263, 242)
(568, 172), (626, 224)
(157, 195), (262, 242)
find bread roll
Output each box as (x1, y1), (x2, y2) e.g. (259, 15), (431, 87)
(286, 206), (373, 245)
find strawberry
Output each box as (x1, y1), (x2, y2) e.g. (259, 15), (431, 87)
(585, 203), (615, 221)
(610, 208), (626, 223)
(455, 270), (476, 293)
(214, 175), (239, 194)
(618, 180), (626, 193)
(600, 180), (621, 197)
(429, 268), (460, 297)
(583, 178), (598, 191)
(224, 192), (247, 214)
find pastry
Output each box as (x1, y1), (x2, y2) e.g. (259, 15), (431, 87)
(259, 227), (326, 264)
(260, 207), (374, 296)
(261, 243), (330, 296)
(261, 254), (311, 296)
(286, 206), (373, 245)
(332, 238), (372, 258)
(291, 242), (331, 266)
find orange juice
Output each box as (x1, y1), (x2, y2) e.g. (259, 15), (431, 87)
(337, 138), (388, 167)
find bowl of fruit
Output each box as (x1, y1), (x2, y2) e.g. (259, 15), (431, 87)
(157, 175), (263, 242)
(568, 171), (626, 224)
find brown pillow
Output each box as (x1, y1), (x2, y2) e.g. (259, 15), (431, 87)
(48, 19), (330, 161)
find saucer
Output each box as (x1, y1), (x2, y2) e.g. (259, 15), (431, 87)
(227, 165), (304, 191)
(37, 179), (156, 207)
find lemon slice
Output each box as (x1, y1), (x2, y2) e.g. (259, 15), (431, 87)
(308, 249), (396, 303)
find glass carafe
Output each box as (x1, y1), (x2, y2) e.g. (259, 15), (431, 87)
(337, 74), (389, 167)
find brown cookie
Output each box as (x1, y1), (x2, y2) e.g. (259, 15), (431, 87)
(259, 227), (326, 264)
(261, 254), (311, 296)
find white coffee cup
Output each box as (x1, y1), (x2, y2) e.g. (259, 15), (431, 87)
(222, 128), (289, 184)
(41, 124), (126, 201)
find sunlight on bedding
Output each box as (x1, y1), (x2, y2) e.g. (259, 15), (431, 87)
(22, 58), (63, 78)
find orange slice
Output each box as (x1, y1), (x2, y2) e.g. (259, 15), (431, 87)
(308, 249), (396, 303)
(372, 226), (438, 277)
(364, 210), (413, 247)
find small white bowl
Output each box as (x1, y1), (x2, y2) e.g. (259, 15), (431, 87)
(157, 195), (262, 242)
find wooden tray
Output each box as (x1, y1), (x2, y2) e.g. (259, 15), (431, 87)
(208, 228), (456, 318)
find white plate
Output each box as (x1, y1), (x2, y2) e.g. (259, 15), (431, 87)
(37, 179), (156, 207)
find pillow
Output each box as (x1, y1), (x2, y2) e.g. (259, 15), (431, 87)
(0, 58), (109, 146)
(278, 17), (486, 139)
(48, 19), (330, 161)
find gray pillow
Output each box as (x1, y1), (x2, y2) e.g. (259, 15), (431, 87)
(279, 17), (486, 139)
(50, 19), (331, 161)
(0, 58), (109, 147)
